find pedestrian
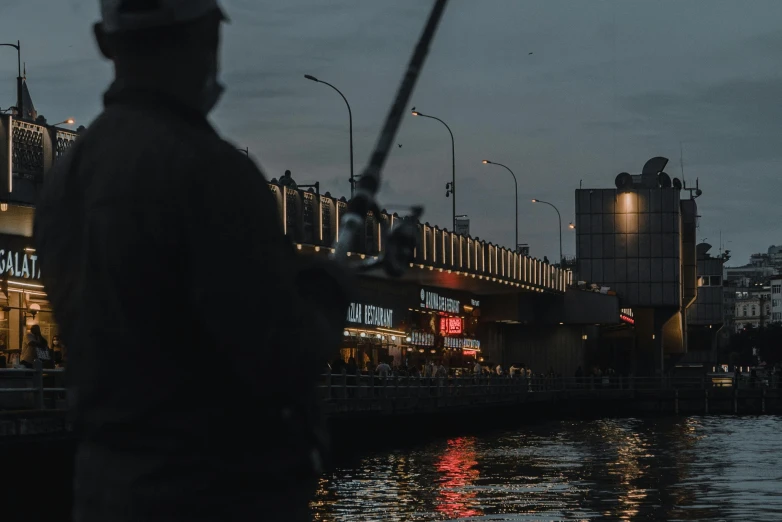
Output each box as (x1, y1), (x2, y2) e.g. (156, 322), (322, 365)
(495, 363), (503, 376)
(279, 169), (298, 189)
(376, 360), (391, 379)
(20, 324), (53, 370)
(52, 335), (67, 368)
(34, 2), (350, 520)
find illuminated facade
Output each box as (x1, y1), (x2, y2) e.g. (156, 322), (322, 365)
(575, 157), (699, 374)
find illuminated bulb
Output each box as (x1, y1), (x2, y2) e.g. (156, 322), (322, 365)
(360, 332), (366, 337)
(391, 335), (397, 341)
(0, 203), (7, 212)
(376, 334), (381, 339)
(405, 337), (412, 342)
(343, 331), (349, 336)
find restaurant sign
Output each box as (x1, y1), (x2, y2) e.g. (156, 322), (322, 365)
(619, 307), (634, 325)
(444, 337), (481, 350)
(0, 248), (40, 280)
(439, 316), (463, 335)
(346, 302), (394, 329)
(420, 288), (461, 314)
(411, 330), (435, 347)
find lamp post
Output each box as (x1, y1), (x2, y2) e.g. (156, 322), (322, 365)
(0, 41), (22, 118)
(412, 109), (455, 232)
(52, 118), (75, 127)
(304, 74), (354, 198)
(482, 160), (518, 252)
(532, 198), (562, 265)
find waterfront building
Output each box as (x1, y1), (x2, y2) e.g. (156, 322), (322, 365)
(574, 156), (700, 375)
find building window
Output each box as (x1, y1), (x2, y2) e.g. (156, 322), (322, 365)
(773, 299), (780, 308)
(698, 276), (722, 287)
(742, 306), (748, 317)
(773, 284), (781, 294)
(752, 306), (757, 317)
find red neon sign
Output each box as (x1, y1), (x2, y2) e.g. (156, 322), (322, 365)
(619, 314), (635, 325)
(463, 349), (478, 357)
(440, 316), (463, 335)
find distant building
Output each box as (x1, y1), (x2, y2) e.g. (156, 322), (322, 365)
(724, 245), (781, 284)
(771, 278), (782, 324)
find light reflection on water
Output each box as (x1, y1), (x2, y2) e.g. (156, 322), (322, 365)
(312, 416), (782, 521)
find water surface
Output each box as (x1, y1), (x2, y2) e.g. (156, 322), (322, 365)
(312, 416), (782, 521)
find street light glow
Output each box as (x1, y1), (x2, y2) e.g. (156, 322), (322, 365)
(482, 160), (489, 164)
(531, 199), (538, 203)
(411, 111), (419, 116)
(569, 222), (575, 229)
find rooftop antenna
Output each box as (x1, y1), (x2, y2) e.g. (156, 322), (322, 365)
(679, 141), (685, 188)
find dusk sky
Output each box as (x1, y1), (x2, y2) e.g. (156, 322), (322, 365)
(1, 0), (780, 264)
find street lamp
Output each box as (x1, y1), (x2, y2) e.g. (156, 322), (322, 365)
(482, 159), (518, 252)
(0, 41), (22, 118)
(304, 74), (354, 198)
(52, 118), (75, 127)
(412, 108), (455, 232)
(568, 222), (575, 229)
(532, 198), (562, 265)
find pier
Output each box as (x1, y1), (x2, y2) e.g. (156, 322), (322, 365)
(1, 364), (780, 441)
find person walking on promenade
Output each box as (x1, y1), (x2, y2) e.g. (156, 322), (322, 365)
(34, 1), (350, 520)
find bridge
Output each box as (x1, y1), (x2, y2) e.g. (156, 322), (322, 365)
(0, 116), (570, 297)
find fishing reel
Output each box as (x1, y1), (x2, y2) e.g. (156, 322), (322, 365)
(332, 190), (423, 278)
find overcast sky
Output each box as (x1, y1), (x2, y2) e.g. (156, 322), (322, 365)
(1, 0), (780, 264)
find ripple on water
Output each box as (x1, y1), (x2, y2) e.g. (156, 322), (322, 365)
(312, 416), (782, 521)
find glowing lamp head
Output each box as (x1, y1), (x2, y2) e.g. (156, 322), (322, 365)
(65, 118), (75, 125)
(411, 111), (419, 116)
(532, 199), (538, 203)
(482, 160), (489, 164)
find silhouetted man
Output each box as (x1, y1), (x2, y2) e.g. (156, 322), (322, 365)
(34, 1), (349, 521)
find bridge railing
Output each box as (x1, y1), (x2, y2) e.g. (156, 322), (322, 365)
(315, 373), (778, 402)
(0, 367), (778, 412)
(0, 361), (66, 410)
(268, 182), (572, 293)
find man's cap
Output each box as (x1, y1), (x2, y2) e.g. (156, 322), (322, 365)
(100, 0), (228, 34)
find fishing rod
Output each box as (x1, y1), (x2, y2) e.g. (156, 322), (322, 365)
(331, 0), (449, 277)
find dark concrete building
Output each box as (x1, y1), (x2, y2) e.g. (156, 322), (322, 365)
(574, 157), (700, 375)
(686, 243), (725, 357)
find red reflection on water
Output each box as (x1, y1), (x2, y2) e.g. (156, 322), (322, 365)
(435, 437), (482, 519)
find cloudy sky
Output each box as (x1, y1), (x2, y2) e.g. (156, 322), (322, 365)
(1, 0), (780, 264)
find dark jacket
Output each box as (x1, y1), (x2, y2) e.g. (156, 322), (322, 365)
(35, 83), (349, 521)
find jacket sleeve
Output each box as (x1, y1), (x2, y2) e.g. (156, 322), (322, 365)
(183, 148), (351, 401)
